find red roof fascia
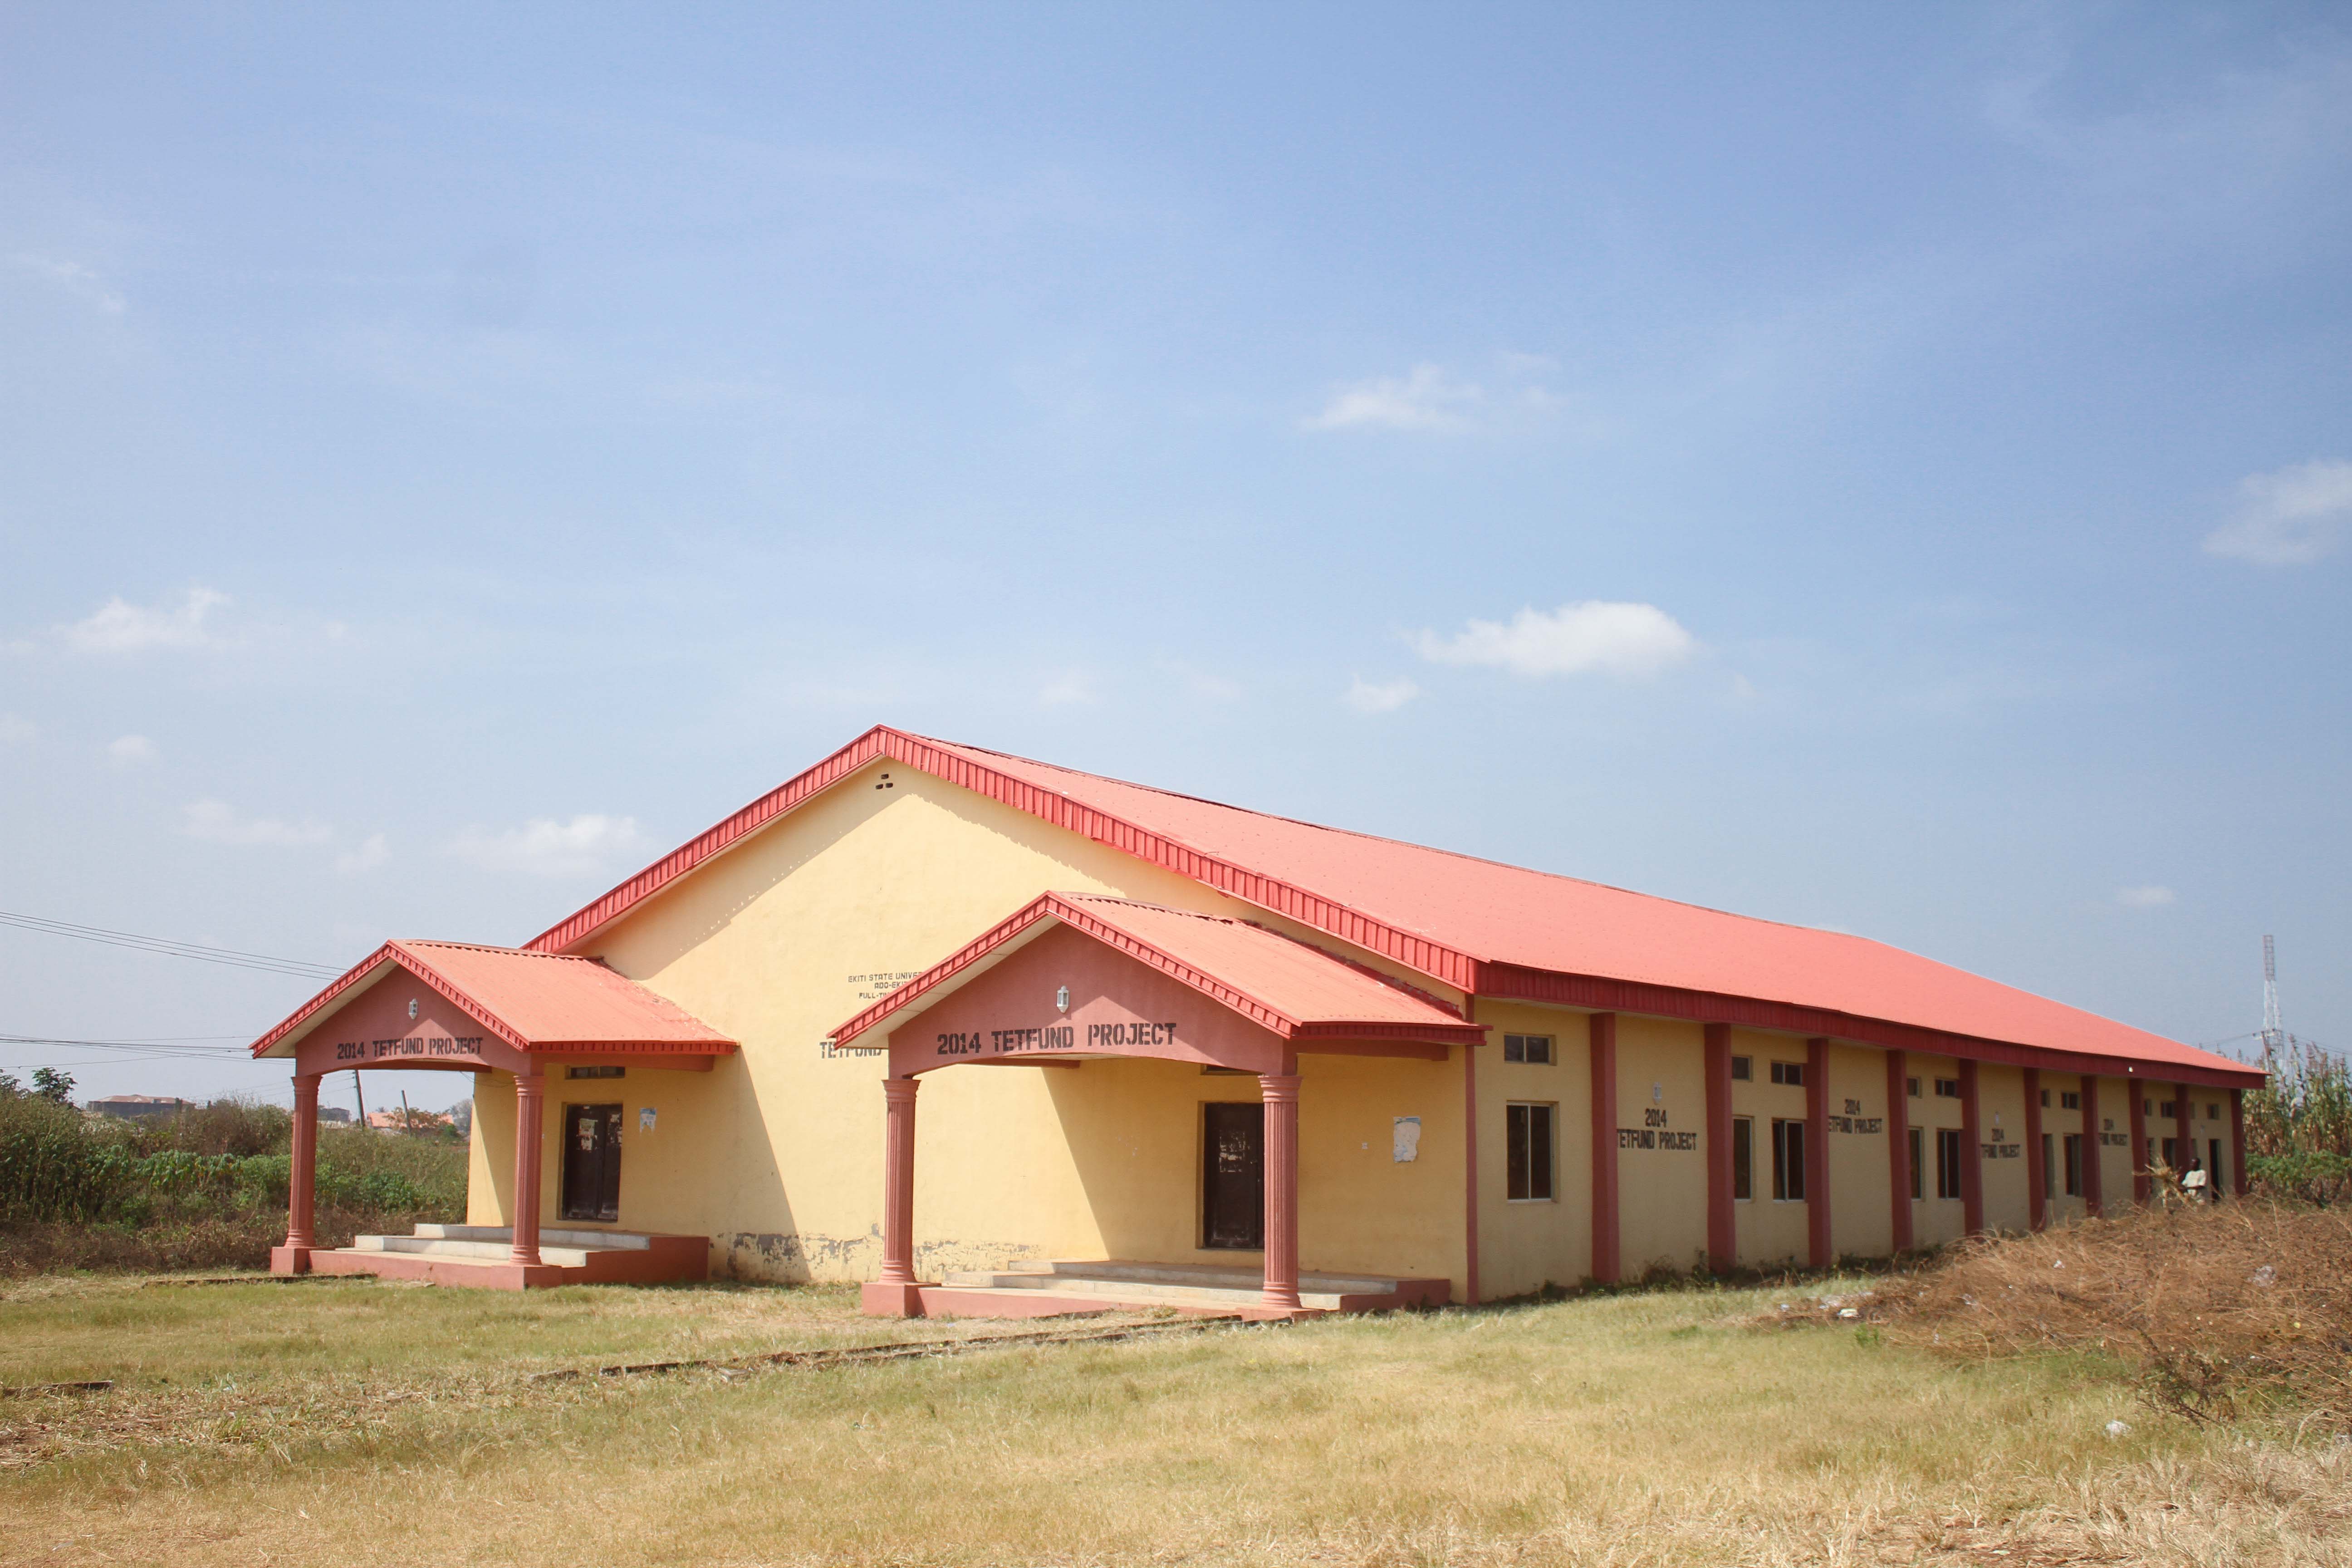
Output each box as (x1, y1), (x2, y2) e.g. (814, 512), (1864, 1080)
(248, 941), (529, 1058)
(825, 893), (1487, 1051)
(524, 727), (1480, 989)
(247, 940), (741, 1061)
(1476, 964), (2263, 1089)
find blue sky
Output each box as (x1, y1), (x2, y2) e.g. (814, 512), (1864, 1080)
(3, 4), (2346, 1108)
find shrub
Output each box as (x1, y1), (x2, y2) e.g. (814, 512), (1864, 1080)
(1880, 1200), (2352, 1428)
(0, 1094), (136, 1224)
(146, 1097), (289, 1157)
(0, 1092), (468, 1274)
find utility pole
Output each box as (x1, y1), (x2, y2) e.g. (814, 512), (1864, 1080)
(2260, 936), (2284, 1067)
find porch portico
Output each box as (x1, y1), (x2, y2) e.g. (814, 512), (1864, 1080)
(826, 894), (1486, 1319)
(249, 939), (736, 1289)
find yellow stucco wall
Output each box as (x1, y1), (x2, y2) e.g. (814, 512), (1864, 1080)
(1729, 1030), (1806, 1264)
(1472, 1000), (1593, 1297)
(1612, 1016), (1709, 1279)
(1825, 1042), (1893, 1259)
(465, 757), (1470, 1287)
(1977, 1064), (2029, 1231)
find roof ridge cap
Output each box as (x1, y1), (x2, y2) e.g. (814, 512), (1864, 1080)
(401, 937), (586, 960)
(1056, 893), (1239, 923)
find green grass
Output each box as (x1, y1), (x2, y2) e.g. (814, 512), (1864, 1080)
(4, 1272), (2347, 1567)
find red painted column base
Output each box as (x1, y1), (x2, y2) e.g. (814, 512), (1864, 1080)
(269, 1245), (314, 1276)
(862, 1280), (928, 1317)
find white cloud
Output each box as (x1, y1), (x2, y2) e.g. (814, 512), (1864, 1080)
(1305, 364), (1486, 432)
(0, 714), (32, 745)
(1155, 661), (1244, 705)
(11, 254), (127, 315)
(2203, 460), (2352, 565)
(2116, 885), (2177, 909)
(447, 814), (655, 879)
(106, 735), (156, 767)
(333, 833), (391, 876)
(1343, 676), (1420, 714)
(183, 799), (335, 848)
(1037, 670), (1098, 706)
(66, 588), (230, 653)
(1413, 601), (1698, 680)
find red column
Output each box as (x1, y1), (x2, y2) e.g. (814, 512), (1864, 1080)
(1259, 1071), (1303, 1313)
(1805, 1038), (1832, 1269)
(2229, 1088), (2247, 1199)
(1958, 1059), (1984, 1235)
(1460, 995), (1479, 1307)
(272, 1073), (321, 1275)
(861, 1077), (926, 1316)
(1588, 1014), (1620, 1284)
(510, 1070), (546, 1267)
(2128, 1077), (2150, 1205)
(1703, 1024), (1734, 1272)
(1886, 1050), (1914, 1253)
(2080, 1076), (2103, 1217)
(2023, 1068), (2045, 1231)
(2174, 1083), (2193, 1189)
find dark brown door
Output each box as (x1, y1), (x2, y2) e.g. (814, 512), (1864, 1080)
(561, 1103), (623, 1222)
(1201, 1101), (1264, 1250)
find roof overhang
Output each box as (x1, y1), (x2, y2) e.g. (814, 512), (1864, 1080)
(250, 940), (738, 1075)
(827, 894), (1487, 1075)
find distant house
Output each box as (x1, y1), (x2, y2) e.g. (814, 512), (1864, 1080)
(317, 1106), (352, 1125)
(88, 1094), (193, 1122)
(366, 1108), (451, 1133)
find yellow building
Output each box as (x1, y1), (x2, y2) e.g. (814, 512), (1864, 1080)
(250, 726), (2261, 1313)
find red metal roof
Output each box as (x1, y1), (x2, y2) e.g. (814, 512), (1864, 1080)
(829, 893), (1489, 1052)
(531, 725), (2258, 1087)
(249, 939), (737, 1059)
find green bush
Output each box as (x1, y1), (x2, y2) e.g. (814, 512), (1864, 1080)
(0, 1090), (468, 1273)
(2246, 1043), (2352, 1205)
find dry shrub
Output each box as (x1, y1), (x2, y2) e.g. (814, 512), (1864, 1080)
(0, 1200), (446, 1277)
(1881, 1200), (2352, 1428)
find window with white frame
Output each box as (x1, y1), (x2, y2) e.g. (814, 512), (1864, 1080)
(1771, 1118), (1806, 1201)
(1505, 1102), (1554, 1201)
(1502, 1034), (1553, 1065)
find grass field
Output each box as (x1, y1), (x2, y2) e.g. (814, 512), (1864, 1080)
(4, 1270), (2347, 1568)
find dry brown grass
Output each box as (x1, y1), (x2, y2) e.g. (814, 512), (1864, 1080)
(5, 1270), (2351, 1566)
(1877, 1201), (2352, 1429)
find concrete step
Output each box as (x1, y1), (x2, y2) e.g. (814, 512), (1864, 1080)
(913, 1284), (1317, 1322)
(353, 1235), (594, 1266)
(412, 1223), (654, 1250)
(940, 1271), (1354, 1309)
(1002, 1259), (1418, 1295)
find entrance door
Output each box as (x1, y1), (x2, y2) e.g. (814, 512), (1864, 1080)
(561, 1103), (623, 1222)
(1201, 1101), (1264, 1250)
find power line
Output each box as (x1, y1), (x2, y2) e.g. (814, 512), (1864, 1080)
(0, 910), (344, 980)
(0, 1034), (252, 1059)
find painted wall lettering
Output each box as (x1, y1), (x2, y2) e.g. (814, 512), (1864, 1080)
(335, 1034), (485, 1063)
(848, 971), (924, 1004)
(1086, 1021), (1178, 1049)
(934, 1022), (1099, 1057)
(1826, 1113), (1884, 1135)
(1618, 1127), (1699, 1151)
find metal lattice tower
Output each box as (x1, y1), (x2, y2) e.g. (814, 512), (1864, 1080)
(2260, 935), (2284, 1064)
